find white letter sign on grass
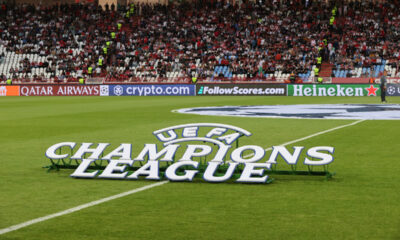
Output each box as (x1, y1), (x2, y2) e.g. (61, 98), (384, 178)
(45, 123), (335, 184)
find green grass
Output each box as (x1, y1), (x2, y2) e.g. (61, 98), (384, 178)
(0, 96), (399, 240)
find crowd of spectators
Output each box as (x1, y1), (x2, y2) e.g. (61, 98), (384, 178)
(328, 0), (400, 76)
(0, 0), (399, 82)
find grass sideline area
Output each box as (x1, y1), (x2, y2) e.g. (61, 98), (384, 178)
(0, 96), (399, 240)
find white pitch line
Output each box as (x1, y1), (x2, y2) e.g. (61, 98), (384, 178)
(0, 119), (366, 236)
(0, 181), (168, 236)
(244, 119), (366, 157)
(263, 119), (365, 152)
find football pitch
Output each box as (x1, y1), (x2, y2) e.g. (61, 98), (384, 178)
(1, 96), (399, 240)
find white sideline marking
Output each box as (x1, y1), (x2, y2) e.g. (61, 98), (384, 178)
(262, 119), (365, 152)
(0, 119), (365, 235)
(243, 119), (366, 157)
(0, 181), (168, 235)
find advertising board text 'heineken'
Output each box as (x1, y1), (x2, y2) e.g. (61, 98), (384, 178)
(288, 84), (380, 97)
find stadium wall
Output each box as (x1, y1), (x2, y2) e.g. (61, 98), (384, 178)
(99, 0), (117, 8)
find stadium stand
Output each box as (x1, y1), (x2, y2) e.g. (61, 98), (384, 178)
(0, 0), (399, 83)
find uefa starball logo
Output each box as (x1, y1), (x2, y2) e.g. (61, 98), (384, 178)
(100, 85), (109, 96)
(387, 86), (396, 95)
(45, 123), (335, 183)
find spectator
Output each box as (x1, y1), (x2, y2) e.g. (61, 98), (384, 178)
(0, 0), (399, 82)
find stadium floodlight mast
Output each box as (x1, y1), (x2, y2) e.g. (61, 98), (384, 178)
(45, 123), (335, 184)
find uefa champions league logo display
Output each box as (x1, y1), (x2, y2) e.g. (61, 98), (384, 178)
(176, 105), (400, 120)
(45, 123), (335, 183)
